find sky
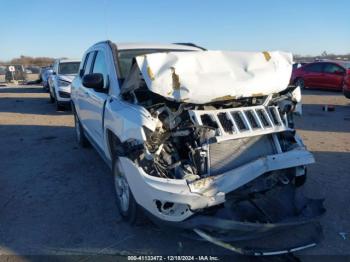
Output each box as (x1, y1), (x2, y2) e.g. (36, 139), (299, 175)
(1, 0), (349, 60)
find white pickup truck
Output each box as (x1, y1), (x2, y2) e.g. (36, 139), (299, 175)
(71, 41), (325, 255)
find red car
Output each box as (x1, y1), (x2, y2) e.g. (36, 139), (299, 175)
(344, 67), (350, 98)
(291, 61), (350, 96)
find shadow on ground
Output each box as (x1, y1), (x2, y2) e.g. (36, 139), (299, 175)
(295, 103), (350, 132)
(0, 124), (349, 259)
(0, 87), (46, 94)
(0, 86), (70, 115)
(0, 124), (229, 258)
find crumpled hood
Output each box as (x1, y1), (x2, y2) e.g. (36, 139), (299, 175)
(133, 50), (293, 104)
(58, 75), (75, 83)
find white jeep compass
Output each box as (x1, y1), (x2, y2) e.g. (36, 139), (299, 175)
(71, 41), (325, 255)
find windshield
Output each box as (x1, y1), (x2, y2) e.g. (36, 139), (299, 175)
(58, 62), (80, 75)
(118, 49), (194, 79)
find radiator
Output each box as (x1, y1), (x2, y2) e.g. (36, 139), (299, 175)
(209, 135), (276, 176)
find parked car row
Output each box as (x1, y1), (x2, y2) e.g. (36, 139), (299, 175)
(42, 40), (326, 255)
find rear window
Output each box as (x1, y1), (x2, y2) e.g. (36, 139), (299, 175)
(58, 62), (80, 75)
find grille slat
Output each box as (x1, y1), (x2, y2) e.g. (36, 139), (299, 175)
(200, 114), (218, 129)
(244, 110), (260, 129)
(217, 112), (234, 134)
(257, 109), (272, 127)
(231, 111), (248, 131)
(268, 107), (282, 126)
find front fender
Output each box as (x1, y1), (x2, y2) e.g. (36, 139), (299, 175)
(103, 98), (157, 159)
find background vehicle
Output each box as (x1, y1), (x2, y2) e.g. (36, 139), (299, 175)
(48, 59), (80, 110)
(71, 41), (324, 255)
(0, 66), (6, 75)
(40, 66), (53, 91)
(25, 66), (40, 75)
(343, 65), (350, 98)
(291, 61), (350, 91)
(5, 65), (27, 82)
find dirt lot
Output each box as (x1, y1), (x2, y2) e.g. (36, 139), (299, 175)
(0, 85), (349, 259)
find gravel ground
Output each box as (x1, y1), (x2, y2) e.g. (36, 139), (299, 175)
(0, 86), (349, 260)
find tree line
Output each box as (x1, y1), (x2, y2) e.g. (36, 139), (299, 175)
(294, 51), (350, 62)
(0, 55), (55, 67)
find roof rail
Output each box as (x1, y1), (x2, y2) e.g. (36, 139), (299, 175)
(173, 42), (206, 51)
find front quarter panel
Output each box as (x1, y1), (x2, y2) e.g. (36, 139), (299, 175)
(103, 98), (157, 160)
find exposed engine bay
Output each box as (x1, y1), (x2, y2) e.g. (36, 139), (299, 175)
(115, 50), (325, 255)
(124, 88), (299, 182)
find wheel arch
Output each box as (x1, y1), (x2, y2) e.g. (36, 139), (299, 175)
(293, 77), (302, 85)
(106, 129), (123, 162)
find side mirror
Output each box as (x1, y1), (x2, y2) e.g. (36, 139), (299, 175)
(82, 73), (104, 90)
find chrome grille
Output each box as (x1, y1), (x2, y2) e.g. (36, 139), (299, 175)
(189, 105), (286, 141)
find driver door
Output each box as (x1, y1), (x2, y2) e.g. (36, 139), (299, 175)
(81, 49), (109, 147)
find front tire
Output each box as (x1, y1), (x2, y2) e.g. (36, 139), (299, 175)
(295, 174), (307, 187)
(113, 158), (140, 224)
(344, 90), (350, 99)
(43, 83), (49, 92)
(56, 100), (65, 111)
(49, 91), (55, 103)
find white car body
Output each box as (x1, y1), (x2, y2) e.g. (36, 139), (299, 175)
(48, 58), (80, 105)
(71, 41), (324, 255)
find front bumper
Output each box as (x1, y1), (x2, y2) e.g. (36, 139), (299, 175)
(120, 143), (325, 255)
(120, 147), (315, 222)
(56, 85), (71, 102)
(146, 184), (325, 255)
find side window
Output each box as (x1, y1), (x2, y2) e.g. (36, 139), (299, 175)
(92, 51), (108, 87)
(83, 52), (95, 76)
(80, 53), (90, 74)
(305, 63), (323, 73)
(54, 61), (59, 73)
(323, 63), (345, 74)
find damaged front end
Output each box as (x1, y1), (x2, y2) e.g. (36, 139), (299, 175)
(116, 50), (325, 255)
